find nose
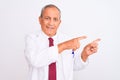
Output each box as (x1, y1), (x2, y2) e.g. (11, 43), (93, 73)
(49, 19), (54, 26)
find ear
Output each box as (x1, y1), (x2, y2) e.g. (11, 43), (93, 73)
(38, 16), (42, 24)
(59, 20), (61, 25)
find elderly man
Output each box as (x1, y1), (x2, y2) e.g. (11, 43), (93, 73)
(25, 4), (100, 80)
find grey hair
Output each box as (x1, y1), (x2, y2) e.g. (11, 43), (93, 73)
(40, 4), (61, 18)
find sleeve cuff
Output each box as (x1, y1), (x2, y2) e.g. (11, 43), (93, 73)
(80, 55), (89, 66)
(73, 53), (89, 71)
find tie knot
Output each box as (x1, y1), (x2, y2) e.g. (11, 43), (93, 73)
(48, 37), (54, 47)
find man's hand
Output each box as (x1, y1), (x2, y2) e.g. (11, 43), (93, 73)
(81, 38), (101, 62)
(58, 36), (87, 53)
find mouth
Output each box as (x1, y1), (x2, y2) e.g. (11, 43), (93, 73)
(46, 26), (55, 35)
(46, 26), (55, 29)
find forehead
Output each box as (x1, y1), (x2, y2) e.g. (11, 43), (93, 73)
(42, 7), (60, 18)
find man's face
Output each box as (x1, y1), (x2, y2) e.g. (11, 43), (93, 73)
(39, 7), (61, 37)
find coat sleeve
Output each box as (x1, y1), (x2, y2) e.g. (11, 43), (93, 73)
(24, 35), (59, 68)
(73, 52), (89, 71)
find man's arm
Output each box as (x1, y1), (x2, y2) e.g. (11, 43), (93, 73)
(58, 36), (87, 53)
(24, 35), (59, 68)
(58, 36), (100, 62)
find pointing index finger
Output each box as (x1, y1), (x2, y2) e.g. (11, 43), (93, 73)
(93, 38), (101, 43)
(78, 36), (87, 40)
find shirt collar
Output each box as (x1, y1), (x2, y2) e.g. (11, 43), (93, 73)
(40, 29), (58, 41)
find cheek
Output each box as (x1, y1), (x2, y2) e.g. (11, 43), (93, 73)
(55, 23), (60, 29)
(54, 26), (59, 32)
(41, 22), (47, 29)
(40, 19), (48, 25)
(42, 21), (47, 26)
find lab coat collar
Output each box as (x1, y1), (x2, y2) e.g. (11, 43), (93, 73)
(40, 29), (59, 43)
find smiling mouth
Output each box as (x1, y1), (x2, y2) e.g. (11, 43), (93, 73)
(46, 26), (54, 35)
(46, 26), (54, 29)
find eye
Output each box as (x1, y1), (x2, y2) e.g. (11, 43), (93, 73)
(44, 17), (50, 20)
(53, 18), (58, 22)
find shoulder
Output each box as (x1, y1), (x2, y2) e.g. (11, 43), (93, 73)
(25, 30), (41, 40)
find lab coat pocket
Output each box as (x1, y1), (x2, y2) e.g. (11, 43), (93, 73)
(61, 50), (73, 80)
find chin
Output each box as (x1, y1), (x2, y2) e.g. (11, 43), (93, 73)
(48, 33), (56, 37)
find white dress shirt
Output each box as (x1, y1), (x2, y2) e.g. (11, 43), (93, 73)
(24, 30), (88, 80)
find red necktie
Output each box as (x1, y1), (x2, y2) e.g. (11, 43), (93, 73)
(48, 37), (56, 80)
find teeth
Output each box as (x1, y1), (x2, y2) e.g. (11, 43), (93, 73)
(49, 27), (53, 29)
(47, 26), (54, 29)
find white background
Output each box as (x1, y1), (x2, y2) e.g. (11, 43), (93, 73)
(0, 0), (120, 80)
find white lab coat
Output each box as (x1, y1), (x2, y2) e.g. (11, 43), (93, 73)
(24, 30), (88, 80)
